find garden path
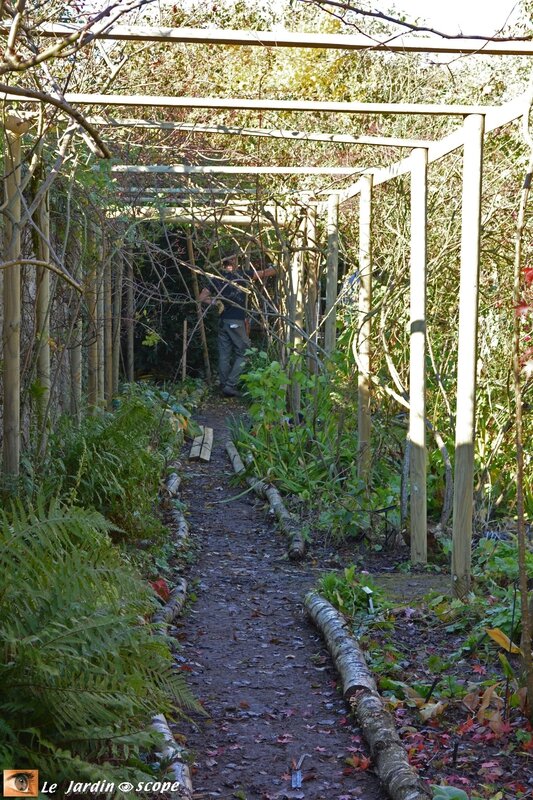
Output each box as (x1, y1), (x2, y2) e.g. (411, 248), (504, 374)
(174, 401), (387, 800)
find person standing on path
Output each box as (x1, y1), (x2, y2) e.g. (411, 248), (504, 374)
(199, 253), (276, 397)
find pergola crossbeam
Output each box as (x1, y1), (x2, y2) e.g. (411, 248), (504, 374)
(27, 24), (533, 57)
(110, 164), (367, 176)
(1, 92), (499, 117)
(91, 117), (433, 148)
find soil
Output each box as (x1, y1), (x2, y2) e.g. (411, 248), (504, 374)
(173, 400), (386, 800)
(169, 400), (533, 800)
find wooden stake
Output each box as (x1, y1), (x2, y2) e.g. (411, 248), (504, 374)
(126, 259), (135, 382)
(35, 185), (51, 430)
(409, 148), (428, 564)
(96, 237), (105, 405)
(305, 205), (319, 373)
(181, 318), (187, 382)
(104, 255), (113, 407)
(451, 115), (484, 597)
(324, 193), (339, 355)
(357, 175), (373, 486)
(289, 208), (305, 415)
(86, 227), (99, 410)
(186, 233), (212, 382)
(3, 130), (22, 477)
(112, 251), (123, 396)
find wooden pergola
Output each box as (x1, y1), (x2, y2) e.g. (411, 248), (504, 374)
(2, 22), (530, 595)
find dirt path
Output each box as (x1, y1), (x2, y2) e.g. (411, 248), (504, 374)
(175, 402), (387, 800)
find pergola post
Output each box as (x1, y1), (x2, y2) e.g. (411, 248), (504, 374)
(452, 114), (485, 597)
(35, 185), (51, 430)
(324, 193), (339, 355)
(186, 232), (212, 383)
(126, 257), (135, 383)
(357, 174), (373, 485)
(104, 247), (113, 407)
(289, 206), (305, 415)
(3, 127), (24, 478)
(112, 250), (124, 396)
(305, 204), (319, 373)
(96, 235), (105, 405)
(86, 226), (99, 410)
(409, 148), (428, 564)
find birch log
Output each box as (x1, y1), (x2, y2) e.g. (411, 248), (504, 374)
(305, 592), (431, 800)
(153, 578), (188, 624)
(226, 441), (305, 560)
(151, 714), (193, 799)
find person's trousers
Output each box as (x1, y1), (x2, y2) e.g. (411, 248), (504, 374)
(218, 318), (251, 388)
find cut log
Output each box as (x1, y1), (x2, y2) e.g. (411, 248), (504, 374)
(152, 713), (193, 799)
(154, 577), (188, 624)
(189, 426), (213, 461)
(226, 441), (305, 560)
(166, 472), (182, 497)
(305, 591), (431, 800)
(171, 507), (189, 548)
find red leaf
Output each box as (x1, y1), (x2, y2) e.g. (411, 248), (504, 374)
(457, 718), (475, 736)
(150, 578), (171, 602)
(515, 301), (531, 317)
(524, 267), (533, 285)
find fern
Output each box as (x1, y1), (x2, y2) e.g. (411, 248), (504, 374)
(0, 499), (198, 785)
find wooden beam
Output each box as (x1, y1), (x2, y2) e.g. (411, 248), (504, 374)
(336, 93), (526, 204)
(35, 184), (51, 430)
(31, 23), (533, 57)
(186, 233), (212, 383)
(357, 174), (373, 487)
(3, 129), (23, 478)
(91, 116), (433, 147)
(112, 251), (123, 396)
(86, 227), (99, 410)
(452, 114), (485, 598)
(126, 259), (135, 383)
(118, 186), (256, 195)
(324, 193), (339, 355)
(110, 164), (366, 176)
(0, 91), (498, 117)
(409, 148), (428, 565)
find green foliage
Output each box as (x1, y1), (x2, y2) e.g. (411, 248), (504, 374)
(318, 565), (390, 620)
(235, 353), (403, 540)
(431, 788), (470, 800)
(44, 387), (185, 542)
(0, 499), (198, 784)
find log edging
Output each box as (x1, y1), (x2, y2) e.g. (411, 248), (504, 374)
(305, 591), (431, 800)
(225, 440), (305, 560)
(151, 713), (193, 798)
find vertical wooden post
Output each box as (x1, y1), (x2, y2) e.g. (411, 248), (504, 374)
(112, 250), (123, 396)
(409, 148), (428, 564)
(289, 207), (305, 415)
(357, 175), (373, 484)
(86, 226), (99, 410)
(104, 248), (113, 408)
(186, 233), (212, 383)
(126, 258), (135, 383)
(452, 114), (485, 597)
(324, 193), (339, 355)
(3, 128), (23, 478)
(69, 220), (82, 422)
(181, 318), (188, 381)
(96, 236), (105, 405)
(305, 204), (319, 373)
(35, 185), (51, 427)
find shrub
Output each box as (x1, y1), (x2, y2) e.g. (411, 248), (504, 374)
(0, 499), (197, 784)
